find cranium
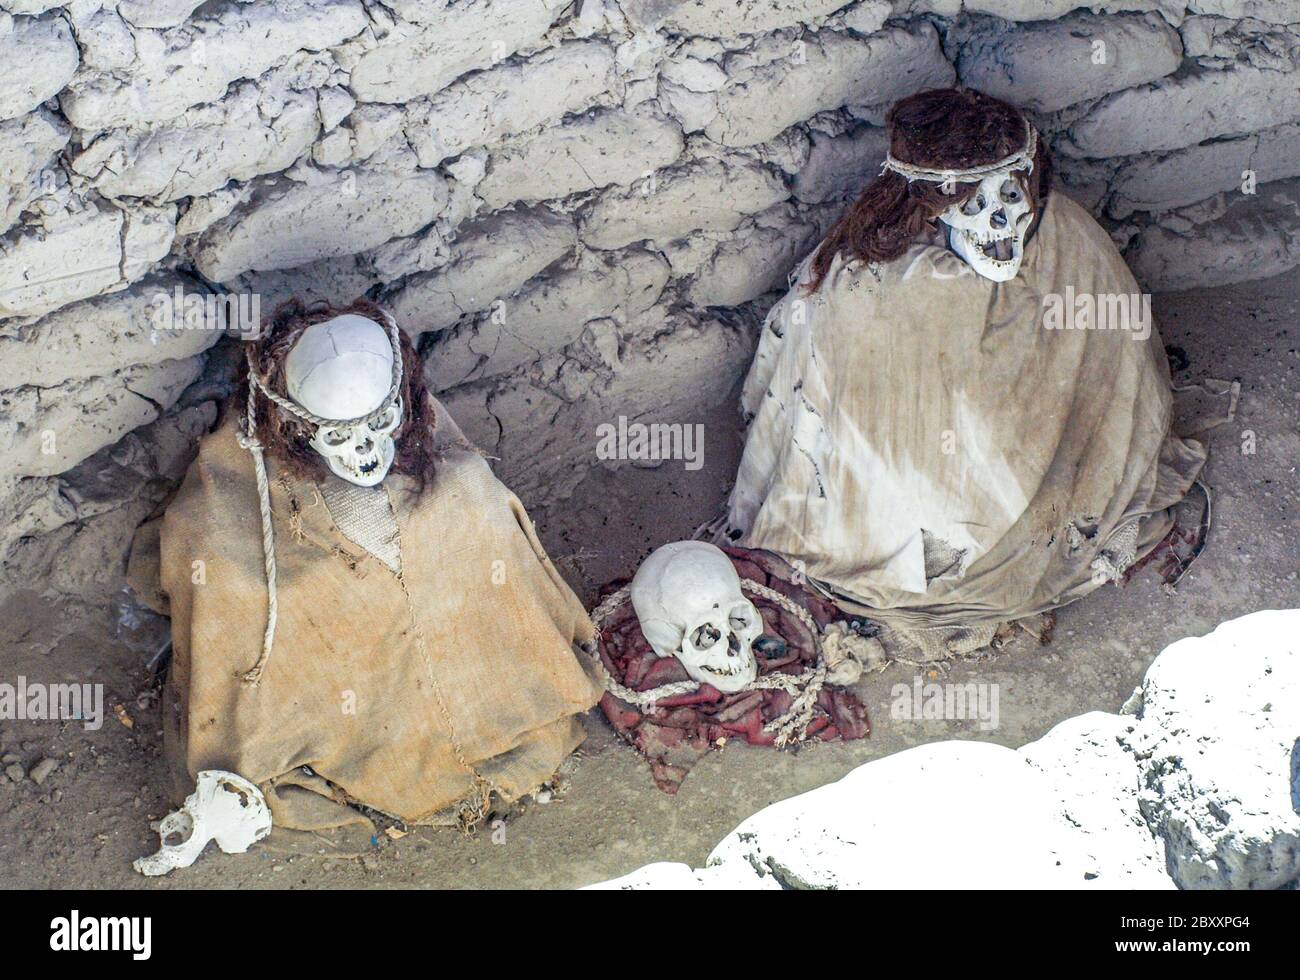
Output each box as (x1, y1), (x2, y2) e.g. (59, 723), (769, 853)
(630, 541), (762, 694)
(134, 770), (272, 876)
(285, 313), (402, 487)
(939, 172), (1034, 282)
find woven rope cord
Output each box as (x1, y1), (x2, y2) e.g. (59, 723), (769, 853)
(235, 311), (404, 686)
(235, 379), (279, 686)
(588, 579), (829, 747)
(245, 311), (404, 429)
(881, 124), (1038, 185)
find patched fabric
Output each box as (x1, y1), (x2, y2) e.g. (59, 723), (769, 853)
(597, 547), (869, 794)
(320, 479), (402, 574)
(128, 399), (603, 831)
(725, 193), (1207, 646)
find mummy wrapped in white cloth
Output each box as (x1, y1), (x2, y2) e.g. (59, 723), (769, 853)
(720, 89), (1207, 659)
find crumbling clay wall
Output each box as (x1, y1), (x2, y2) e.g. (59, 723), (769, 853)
(1, 0), (1296, 604)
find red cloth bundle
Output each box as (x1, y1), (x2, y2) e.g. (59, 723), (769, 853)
(596, 546), (870, 793)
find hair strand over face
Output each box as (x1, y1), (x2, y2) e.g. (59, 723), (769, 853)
(239, 297), (440, 490)
(806, 88), (1052, 293)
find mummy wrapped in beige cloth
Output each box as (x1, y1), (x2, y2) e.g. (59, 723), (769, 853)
(129, 299), (601, 831)
(720, 89), (1207, 658)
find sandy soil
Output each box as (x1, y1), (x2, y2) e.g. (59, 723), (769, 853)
(1, 270), (1295, 890)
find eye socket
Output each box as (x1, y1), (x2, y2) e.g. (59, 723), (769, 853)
(368, 407), (395, 431)
(690, 623), (722, 649)
(999, 179), (1023, 204)
(959, 193), (986, 216)
(320, 428), (349, 447)
(728, 607), (753, 631)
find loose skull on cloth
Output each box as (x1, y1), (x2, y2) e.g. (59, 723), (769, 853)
(720, 89), (1208, 659)
(127, 299), (603, 831)
(595, 544), (870, 793)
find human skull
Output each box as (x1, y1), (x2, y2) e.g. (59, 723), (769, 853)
(285, 313), (401, 487)
(630, 541), (763, 694)
(133, 770), (272, 876)
(939, 172), (1034, 282)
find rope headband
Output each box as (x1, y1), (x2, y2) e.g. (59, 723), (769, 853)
(235, 308), (404, 687)
(245, 310), (405, 430)
(881, 120), (1038, 185)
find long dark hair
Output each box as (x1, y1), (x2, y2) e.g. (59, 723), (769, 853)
(807, 88), (1052, 292)
(239, 297), (440, 489)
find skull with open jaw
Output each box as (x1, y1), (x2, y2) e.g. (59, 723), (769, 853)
(940, 172), (1034, 282)
(630, 541), (762, 695)
(308, 397), (403, 487)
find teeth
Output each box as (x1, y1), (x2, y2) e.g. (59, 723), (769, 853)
(702, 663), (743, 676)
(963, 230), (1018, 263)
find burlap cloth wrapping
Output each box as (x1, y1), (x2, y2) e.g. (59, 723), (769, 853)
(596, 547), (869, 793)
(128, 398), (602, 830)
(725, 192), (1207, 657)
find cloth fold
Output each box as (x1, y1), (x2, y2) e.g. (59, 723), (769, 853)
(597, 547), (869, 794)
(725, 192), (1206, 649)
(128, 397), (602, 830)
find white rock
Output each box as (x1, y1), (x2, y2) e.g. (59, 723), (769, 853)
(190, 169), (449, 282)
(1126, 176), (1300, 289)
(657, 79), (719, 133)
(175, 184), (253, 237)
(317, 86), (356, 132)
(0, 355), (206, 477)
(71, 9), (137, 71)
(660, 55), (727, 93)
(792, 123), (887, 203)
(688, 206), (822, 307)
(115, 0), (207, 29)
(1061, 65), (1300, 158)
(349, 104), (406, 161)
(659, 0), (855, 37)
(587, 860), (777, 890)
(350, 0), (568, 105)
(423, 248), (669, 390)
(581, 156), (788, 249)
(0, 204), (176, 321)
(1109, 122), (1300, 217)
(0, 13), (78, 122)
(72, 85), (320, 202)
(956, 13), (1183, 114)
(706, 741), (1080, 889)
(1183, 0), (1300, 23)
(0, 275), (224, 389)
(1181, 14), (1300, 71)
(1021, 712), (1174, 888)
(59, 0), (367, 130)
(404, 41), (616, 168)
(476, 110), (684, 210)
(962, 0), (1186, 20)
(0, 109), (69, 235)
(1121, 609), (1300, 889)
(840, 0), (892, 34)
(705, 24), (954, 148)
(582, 610), (1300, 890)
(384, 207), (577, 334)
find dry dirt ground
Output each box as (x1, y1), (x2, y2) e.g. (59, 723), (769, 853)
(1, 270), (1296, 890)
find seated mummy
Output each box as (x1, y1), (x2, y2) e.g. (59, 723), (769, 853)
(129, 299), (602, 830)
(722, 88), (1207, 657)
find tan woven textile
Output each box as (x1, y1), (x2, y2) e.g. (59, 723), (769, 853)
(129, 398), (601, 830)
(319, 480), (402, 573)
(725, 192), (1206, 641)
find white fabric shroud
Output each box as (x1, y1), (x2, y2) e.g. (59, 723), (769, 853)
(725, 192), (1206, 635)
